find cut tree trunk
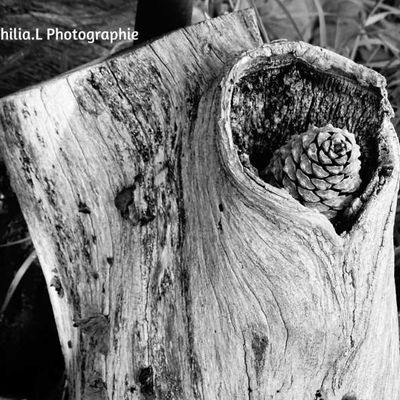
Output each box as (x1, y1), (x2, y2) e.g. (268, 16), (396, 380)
(0, 9), (399, 400)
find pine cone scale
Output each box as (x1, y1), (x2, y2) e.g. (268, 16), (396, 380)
(322, 140), (331, 153)
(282, 176), (300, 199)
(291, 141), (302, 163)
(300, 153), (313, 174)
(335, 155), (348, 165)
(302, 133), (316, 149)
(297, 187), (320, 202)
(311, 163), (330, 179)
(284, 156), (297, 181)
(319, 150), (332, 165)
(316, 131), (331, 146)
(307, 143), (319, 162)
(326, 175), (344, 184)
(296, 169), (315, 190)
(325, 165), (344, 174)
(311, 178), (331, 190)
(334, 176), (360, 192)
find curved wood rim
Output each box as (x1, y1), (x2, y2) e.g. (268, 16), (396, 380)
(217, 40), (399, 238)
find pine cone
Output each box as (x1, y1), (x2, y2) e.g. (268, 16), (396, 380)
(261, 124), (361, 220)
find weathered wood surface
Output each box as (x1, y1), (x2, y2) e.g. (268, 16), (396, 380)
(206, 42), (400, 399)
(0, 9), (399, 400)
(0, 10), (263, 400)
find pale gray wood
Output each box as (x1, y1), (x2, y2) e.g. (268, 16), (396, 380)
(0, 10), (262, 400)
(195, 42), (400, 399)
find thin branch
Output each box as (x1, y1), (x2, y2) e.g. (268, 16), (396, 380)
(0, 250), (37, 317)
(272, 0), (304, 41)
(0, 236), (31, 248)
(249, 0), (270, 43)
(312, 0), (327, 48)
(350, 0), (384, 60)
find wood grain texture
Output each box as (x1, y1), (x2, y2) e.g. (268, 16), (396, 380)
(0, 10), (262, 400)
(194, 42), (400, 399)
(0, 12), (399, 400)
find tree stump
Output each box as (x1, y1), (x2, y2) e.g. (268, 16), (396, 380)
(0, 9), (399, 400)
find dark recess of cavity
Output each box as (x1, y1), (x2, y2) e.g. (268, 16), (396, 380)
(230, 55), (384, 193)
(229, 55), (385, 231)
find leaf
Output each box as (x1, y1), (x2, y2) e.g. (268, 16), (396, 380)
(365, 58), (400, 68)
(255, 0), (317, 42)
(357, 36), (385, 49)
(322, 0), (364, 54)
(359, 46), (390, 65)
(234, 0), (251, 11)
(388, 77), (400, 88)
(311, 0), (327, 47)
(365, 11), (393, 27)
(375, 3), (400, 14)
(377, 32), (400, 55)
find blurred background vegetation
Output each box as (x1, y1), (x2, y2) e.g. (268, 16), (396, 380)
(0, 0), (399, 398)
